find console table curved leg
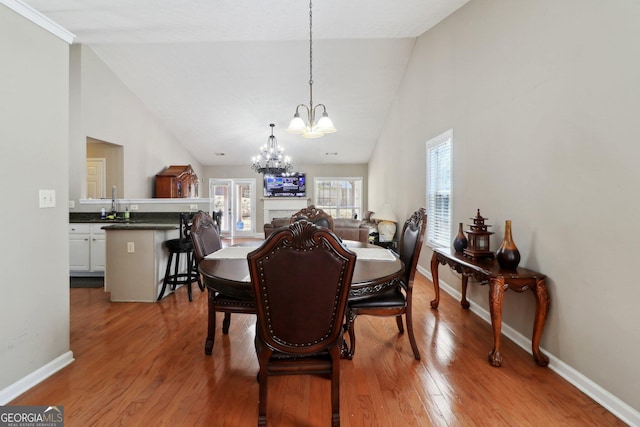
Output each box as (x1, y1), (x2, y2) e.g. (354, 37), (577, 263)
(460, 275), (470, 309)
(488, 278), (505, 367)
(430, 252), (440, 309)
(532, 278), (550, 367)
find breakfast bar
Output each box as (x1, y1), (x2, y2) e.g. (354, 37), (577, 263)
(102, 223), (179, 302)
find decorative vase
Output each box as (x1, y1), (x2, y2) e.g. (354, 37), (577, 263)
(452, 222), (468, 253)
(496, 220), (520, 270)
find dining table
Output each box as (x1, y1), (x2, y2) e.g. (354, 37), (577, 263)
(198, 240), (404, 301)
(198, 239), (404, 301)
(197, 239), (404, 357)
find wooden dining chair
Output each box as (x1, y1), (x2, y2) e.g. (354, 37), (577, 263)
(190, 210), (256, 355)
(248, 220), (356, 427)
(344, 207), (426, 360)
(289, 205), (334, 231)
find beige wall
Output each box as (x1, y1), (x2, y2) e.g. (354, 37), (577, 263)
(69, 44), (204, 207)
(0, 4), (71, 391)
(369, 0), (640, 414)
(202, 163), (368, 231)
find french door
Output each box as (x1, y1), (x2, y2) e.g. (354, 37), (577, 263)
(209, 179), (256, 238)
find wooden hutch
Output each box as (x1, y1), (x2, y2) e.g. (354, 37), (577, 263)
(155, 165), (198, 198)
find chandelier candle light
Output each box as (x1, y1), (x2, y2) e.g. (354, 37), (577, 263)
(286, 0), (336, 139)
(251, 124), (293, 175)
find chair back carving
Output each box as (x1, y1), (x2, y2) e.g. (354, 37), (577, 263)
(248, 220), (355, 355)
(289, 205), (334, 231)
(398, 208), (427, 287)
(190, 211), (222, 264)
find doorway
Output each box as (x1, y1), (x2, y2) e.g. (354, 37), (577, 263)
(87, 158), (106, 199)
(209, 179), (256, 238)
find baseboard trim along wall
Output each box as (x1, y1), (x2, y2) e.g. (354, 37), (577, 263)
(417, 265), (639, 426)
(0, 351), (75, 405)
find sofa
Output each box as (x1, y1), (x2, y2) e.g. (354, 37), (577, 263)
(264, 216), (372, 243)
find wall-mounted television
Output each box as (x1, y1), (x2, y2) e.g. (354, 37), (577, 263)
(263, 172), (306, 197)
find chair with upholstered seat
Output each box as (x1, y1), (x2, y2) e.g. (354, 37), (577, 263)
(248, 220), (356, 427)
(157, 212), (203, 302)
(289, 205), (334, 231)
(344, 207), (426, 360)
(190, 210), (256, 355)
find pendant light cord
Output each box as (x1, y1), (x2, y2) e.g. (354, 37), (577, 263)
(308, 0), (314, 110)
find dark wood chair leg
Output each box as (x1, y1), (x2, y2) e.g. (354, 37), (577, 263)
(345, 308), (357, 359)
(330, 347), (341, 427)
(405, 298), (420, 360)
(257, 355), (269, 427)
(205, 290), (216, 355)
(395, 314), (404, 333)
(171, 252), (181, 291)
(222, 312), (231, 334)
(186, 252), (193, 302)
(157, 252), (174, 301)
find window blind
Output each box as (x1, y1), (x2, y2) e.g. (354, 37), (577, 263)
(426, 131), (452, 247)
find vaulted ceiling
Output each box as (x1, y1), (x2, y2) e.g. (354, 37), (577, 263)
(23, 0), (468, 166)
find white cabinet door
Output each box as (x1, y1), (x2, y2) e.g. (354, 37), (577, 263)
(70, 224), (106, 273)
(90, 224), (106, 271)
(90, 236), (106, 271)
(69, 234), (90, 271)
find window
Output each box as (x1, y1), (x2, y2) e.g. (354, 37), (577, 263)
(426, 130), (452, 247)
(314, 177), (363, 219)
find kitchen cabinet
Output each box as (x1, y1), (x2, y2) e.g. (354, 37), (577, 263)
(69, 223), (105, 275)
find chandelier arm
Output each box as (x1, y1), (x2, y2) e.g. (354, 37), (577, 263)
(296, 104), (313, 127)
(313, 104), (327, 114)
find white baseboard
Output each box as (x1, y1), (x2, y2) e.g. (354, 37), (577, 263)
(0, 351), (75, 405)
(417, 265), (639, 427)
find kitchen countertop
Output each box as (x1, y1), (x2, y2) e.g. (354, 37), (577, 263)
(69, 212), (183, 225)
(101, 223), (178, 230)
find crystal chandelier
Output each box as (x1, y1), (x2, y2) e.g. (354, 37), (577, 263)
(286, 0), (336, 139)
(251, 124), (292, 175)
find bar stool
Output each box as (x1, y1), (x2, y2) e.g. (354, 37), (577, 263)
(157, 213), (203, 301)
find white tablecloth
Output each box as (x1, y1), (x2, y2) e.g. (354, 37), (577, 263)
(204, 245), (396, 261)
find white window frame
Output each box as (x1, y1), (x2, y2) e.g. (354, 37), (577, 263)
(426, 129), (452, 248)
(313, 177), (363, 219)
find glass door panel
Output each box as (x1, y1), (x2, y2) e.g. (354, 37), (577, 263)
(210, 178), (256, 238)
(211, 181), (231, 234)
(233, 180), (255, 237)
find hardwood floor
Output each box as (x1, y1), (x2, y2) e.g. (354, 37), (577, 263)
(11, 273), (623, 426)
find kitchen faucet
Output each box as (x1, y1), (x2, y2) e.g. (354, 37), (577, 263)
(110, 186), (119, 215)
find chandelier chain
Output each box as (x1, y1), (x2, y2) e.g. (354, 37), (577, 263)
(285, 0), (335, 138)
(308, 0), (313, 107)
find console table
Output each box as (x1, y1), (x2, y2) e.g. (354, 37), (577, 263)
(430, 247), (550, 367)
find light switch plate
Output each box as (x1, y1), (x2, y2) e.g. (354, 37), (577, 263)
(39, 189), (56, 208)
(127, 242), (135, 253)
